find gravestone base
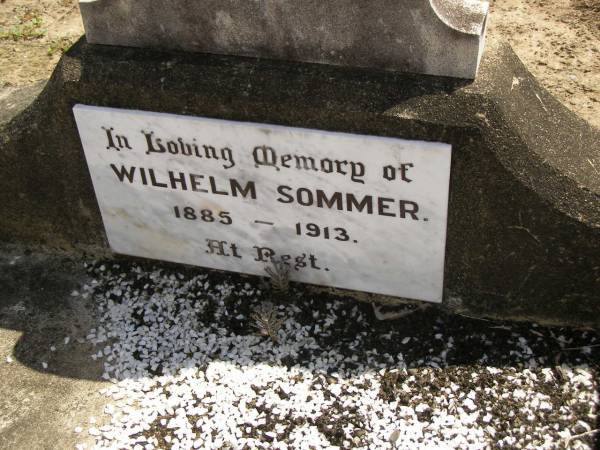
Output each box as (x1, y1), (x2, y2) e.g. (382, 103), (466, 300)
(1, 36), (598, 327)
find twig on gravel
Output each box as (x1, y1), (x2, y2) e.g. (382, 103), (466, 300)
(372, 304), (427, 321)
(562, 343), (600, 351)
(549, 330), (571, 348)
(565, 428), (599, 446)
(454, 312), (492, 322)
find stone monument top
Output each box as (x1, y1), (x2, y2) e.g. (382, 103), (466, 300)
(79, 0), (489, 79)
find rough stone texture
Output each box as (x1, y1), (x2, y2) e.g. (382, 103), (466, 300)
(0, 36), (598, 327)
(78, 0), (488, 79)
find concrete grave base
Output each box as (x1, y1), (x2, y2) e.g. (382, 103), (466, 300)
(0, 37), (598, 327)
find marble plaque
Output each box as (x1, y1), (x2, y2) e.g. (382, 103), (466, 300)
(73, 105), (452, 303)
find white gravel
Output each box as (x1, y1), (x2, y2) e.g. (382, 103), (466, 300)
(75, 262), (599, 449)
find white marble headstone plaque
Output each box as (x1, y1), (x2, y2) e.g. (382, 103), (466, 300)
(73, 105), (452, 303)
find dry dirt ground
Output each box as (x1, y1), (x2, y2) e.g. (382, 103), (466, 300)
(0, 0), (599, 128)
(488, 0), (600, 129)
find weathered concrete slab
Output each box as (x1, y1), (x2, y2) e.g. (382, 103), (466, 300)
(0, 36), (598, 326)
(0, 245), (107, 449)
(78, 0), (488, 79)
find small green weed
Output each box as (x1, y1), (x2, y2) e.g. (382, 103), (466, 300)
(47, 37), (75, 56)
(0, 17), (46, 41)
(251, 301), (284, 344)
(264, 257), (290, 297)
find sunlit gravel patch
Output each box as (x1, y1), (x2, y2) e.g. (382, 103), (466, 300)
(76, 262), (599, 449)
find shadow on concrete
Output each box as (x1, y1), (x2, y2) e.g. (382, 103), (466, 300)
(65, 36), (473, 120)
(0, 245), (102, 381)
